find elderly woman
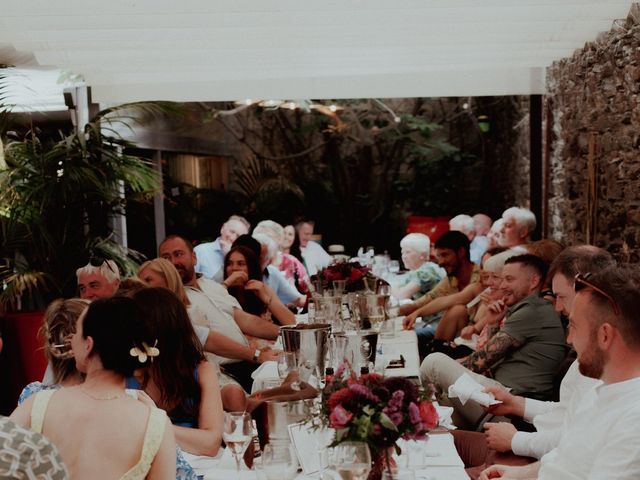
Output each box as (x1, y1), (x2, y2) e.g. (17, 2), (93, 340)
(11, 296), (176, 479)
(391, 233), (445, 301)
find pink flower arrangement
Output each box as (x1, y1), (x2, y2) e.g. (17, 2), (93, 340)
(320, 362), (437, 454)
(314, 261), (371, 292)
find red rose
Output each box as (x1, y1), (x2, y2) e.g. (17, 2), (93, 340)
(327, 387), (354, 411)
(329, 405), (353, 429)
(349, 268), (364, 282)
(419, 401), (439, 429)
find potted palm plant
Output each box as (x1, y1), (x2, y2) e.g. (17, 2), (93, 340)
(0, 90), (163, 410)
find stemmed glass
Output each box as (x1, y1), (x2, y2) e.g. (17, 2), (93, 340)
(278, 351), (300, 390)
(328, 441), (371, 480)
(222, 411), (253, 478)
(262, 443), (296, 480)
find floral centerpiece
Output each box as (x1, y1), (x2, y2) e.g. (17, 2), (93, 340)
(313, 260), (372, 293)
(318, 362), (438, 480)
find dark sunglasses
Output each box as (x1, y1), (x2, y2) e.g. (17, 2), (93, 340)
(89, 253), (116, 275)
(574, 272), (620, 316)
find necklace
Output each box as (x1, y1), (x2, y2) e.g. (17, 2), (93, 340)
(79, 386), (125, 401)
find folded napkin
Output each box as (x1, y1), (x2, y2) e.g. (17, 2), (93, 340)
(433, 403), (455, 430)
(251, 360), (279, 380)
(447, 373), (502, 407)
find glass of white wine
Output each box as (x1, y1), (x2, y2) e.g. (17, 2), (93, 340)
(367, 305), (386, 332)
(328, 441), (371, 480)
(222, 411), (253, 478)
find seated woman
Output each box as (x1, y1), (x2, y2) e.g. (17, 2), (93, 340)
(392, 233), (445, 301)
(256, 220), (311, 297)
(130, 287), (224, 457)
(20, 298), (89, 401)
(10, 296), (176, 480)
(223, 245), (295, 326)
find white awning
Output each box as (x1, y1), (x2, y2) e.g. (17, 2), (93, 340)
(0, 0), (633, 106)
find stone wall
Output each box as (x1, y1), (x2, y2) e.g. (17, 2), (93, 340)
(545, 4), (640, 261)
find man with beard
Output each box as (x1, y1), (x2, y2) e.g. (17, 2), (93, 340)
(160, 235), (279, 392)
(421, 254), (566, 428)
(401, 231), (480, 354)
(480, 264), (640, 480)
(195, 215), (250, 282)
(482, 245), (614, 459)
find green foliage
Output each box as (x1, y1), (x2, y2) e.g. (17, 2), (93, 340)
(0, 105), (161, 311)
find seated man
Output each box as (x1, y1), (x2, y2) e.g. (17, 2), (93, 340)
(195, 215), (250, 282)
(160, 235), (280, 393)
(401, 231), (480, 354)
(421, 254), (567, 428)
(76, 257), (120, 300)
(295, 219), (332, 276)
(480, 264), (640, 480)
(483, 245), (614, 459)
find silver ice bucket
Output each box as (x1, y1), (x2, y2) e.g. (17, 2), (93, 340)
(279, 323), (331, 376)
(266, 399), (312, 444)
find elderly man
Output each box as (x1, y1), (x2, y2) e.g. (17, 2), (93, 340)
(195, 215), (250, 282)
(160, 235), (279, 393)
(76, 258), (120, 300)
(500, 207), (536, 248)
(480, 264), (640, 480)
(421, 254), (566, 428)
(450, 213), (487, 265)
(295, 220), (332, 276)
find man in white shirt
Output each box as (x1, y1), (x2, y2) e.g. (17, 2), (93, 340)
(194, 215), (250, 282)
(480, 264), (640, 480)
(483, 245), (614, 459)
(296, 220), (332, 276)
(160, 235), (280, 393)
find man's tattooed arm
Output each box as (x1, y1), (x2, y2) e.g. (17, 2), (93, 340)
(461, 331), (523, 374)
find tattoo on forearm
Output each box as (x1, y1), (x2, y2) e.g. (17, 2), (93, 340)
(462, 331), (523, 374)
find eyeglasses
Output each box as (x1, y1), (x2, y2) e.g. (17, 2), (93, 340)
(89, 252), (116, 275)
(574, 273), (620, 316)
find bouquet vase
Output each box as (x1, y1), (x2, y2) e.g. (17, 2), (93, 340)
(368, 446), (397, 480)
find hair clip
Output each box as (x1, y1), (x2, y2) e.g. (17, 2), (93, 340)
(129, 340), (160, 363)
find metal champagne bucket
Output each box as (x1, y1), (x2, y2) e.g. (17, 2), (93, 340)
(279, 323), (331, 376)
(266, 399), (312, 444)
(332, 330), (379, 372)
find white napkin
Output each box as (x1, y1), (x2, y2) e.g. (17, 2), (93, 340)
(447, 373), (502, 406)
(433, 403), (455, 430)
(251, 360), (278, 380)
(453, 334), (477, 350)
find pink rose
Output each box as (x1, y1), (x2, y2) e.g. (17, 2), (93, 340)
(329, 405), (354, 429)
(419, 401), (439, 430)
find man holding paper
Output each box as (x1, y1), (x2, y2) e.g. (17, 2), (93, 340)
(480, 264), (640, 479)
(420, 254), (567, 428)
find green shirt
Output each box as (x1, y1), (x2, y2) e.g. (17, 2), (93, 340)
(494, 293), (567, 400)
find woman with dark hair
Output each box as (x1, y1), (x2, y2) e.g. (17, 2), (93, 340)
(223, 245), (295, 325)
(10, 296), (176, 479)
(130, 287), (224, 457)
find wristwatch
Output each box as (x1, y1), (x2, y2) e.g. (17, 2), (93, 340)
(252, 349), (261, 363)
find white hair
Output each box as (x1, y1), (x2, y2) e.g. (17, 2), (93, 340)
(473, 213), (492, 236)
(449, 214), (475, 237)
(252, 232), (278, 262)
(483, 249), (520, 273)
(76, 260), (121, 283)
(226, 215), (250, 231)
(400, 233), (431, 258)
(254, 220), (284, 245)
(502, 207), (536, 234)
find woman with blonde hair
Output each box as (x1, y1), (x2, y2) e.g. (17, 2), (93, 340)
(138, 258), (190, 305)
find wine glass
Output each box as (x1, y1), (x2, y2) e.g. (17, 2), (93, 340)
(367, 305), (385, 332)
(278, 352), (301, 390)
(329, 441), (371, 480)
(388, 260), (400, 275)
(222, 411), (253, 477)
(262, 443), (296, 480)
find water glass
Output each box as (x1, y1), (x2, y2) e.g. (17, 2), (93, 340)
(222, 411), (253, 477)
(388, 260), (400, 274)
(277, 352), (296, 379)
(328, 442), (371, 480)
(262, 443), (296, 480)
(367, 305), (385, 332)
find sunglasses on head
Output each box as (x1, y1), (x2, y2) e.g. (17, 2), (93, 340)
(574, 272), (620, 316)
(89, 252), (116, 275)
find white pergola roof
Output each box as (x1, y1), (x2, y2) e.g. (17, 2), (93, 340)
(0, 0), (634, 108)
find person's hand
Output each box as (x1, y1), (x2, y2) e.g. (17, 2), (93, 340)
(258, 348), (282, 363)
(403, 310), (419, 330)
(484, 422), (517, 452)
(478, 464), (528, 480)
(484, 300), (508, 325)
(224, 271), (248, 288)
(245, 280), (271, 304)
(398, 303), (415, 317)
(460, 325), (476, 339)
(136, 390), (157, 408)
(483, 386), (525, 417)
